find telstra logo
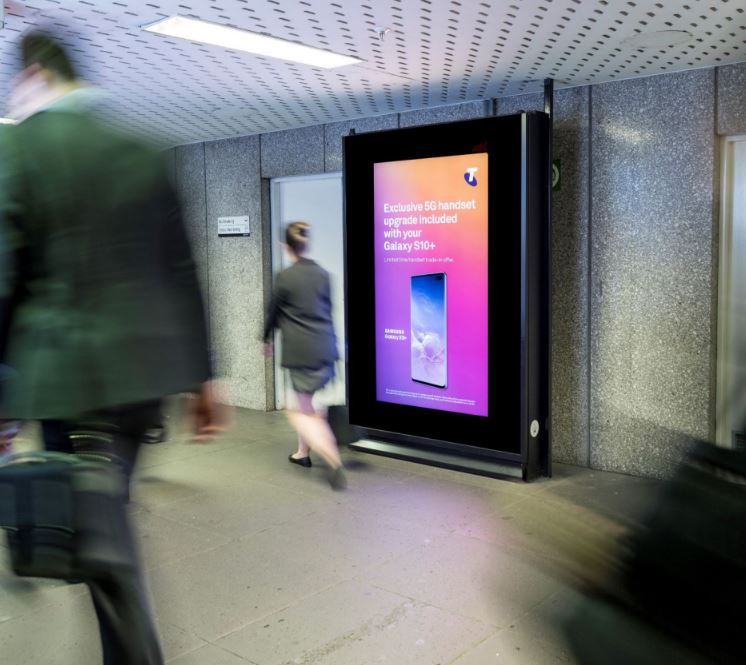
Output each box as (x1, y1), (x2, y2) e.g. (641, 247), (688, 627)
(464, 167), (479, 186)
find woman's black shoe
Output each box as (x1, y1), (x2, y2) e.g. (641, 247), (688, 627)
(288, 454), (312, 468)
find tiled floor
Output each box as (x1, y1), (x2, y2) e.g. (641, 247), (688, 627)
(0, 409), (663, 664)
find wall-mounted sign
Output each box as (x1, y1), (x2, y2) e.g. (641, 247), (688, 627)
(218, 216), (250, 237)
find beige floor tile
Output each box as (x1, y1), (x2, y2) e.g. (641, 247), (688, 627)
(0, 409), (668, 665)
(167, 643), (255, 664)
(363, 531), (563, 628)
(216, 579), (409, 664)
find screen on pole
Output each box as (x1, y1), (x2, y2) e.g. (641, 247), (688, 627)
(373, 153), (489, 416)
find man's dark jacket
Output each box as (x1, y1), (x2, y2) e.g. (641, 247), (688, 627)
(0, 104), (210, 419)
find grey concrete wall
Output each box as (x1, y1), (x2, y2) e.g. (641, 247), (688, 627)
(260, 126), (324, 178)
(547, 88), (592, 469)
(399, 100), (490, 128)
(172, 139), (271, 410)
(324, 114), (399, 173)
(204, 136), (268, 410)
(172, 61), (745, 476)
(589, 69), (716, 478)
(718, 62), (746, 136)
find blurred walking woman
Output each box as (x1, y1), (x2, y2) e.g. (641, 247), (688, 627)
(264, 222), (345, 490)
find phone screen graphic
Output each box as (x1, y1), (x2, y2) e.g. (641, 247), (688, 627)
(410, 273), (447, 388)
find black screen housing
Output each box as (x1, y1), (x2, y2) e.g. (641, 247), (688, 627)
(343, 113), (550, 477)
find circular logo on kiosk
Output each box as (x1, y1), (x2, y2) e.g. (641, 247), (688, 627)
(464, 167), (479, 186)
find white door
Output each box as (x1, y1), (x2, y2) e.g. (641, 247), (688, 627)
(270, 173), (345, 411)
(717, 136), (746, 448)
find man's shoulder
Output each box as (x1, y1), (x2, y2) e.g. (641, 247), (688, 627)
(21, 111), (155, 154)
(18, 111), (164, 176)
(20, 108), (95, 134)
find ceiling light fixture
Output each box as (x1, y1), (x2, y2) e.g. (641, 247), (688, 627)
(0, 118), (17, 125)
(144, 16), (362, 69)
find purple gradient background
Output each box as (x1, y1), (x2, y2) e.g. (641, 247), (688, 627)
(374, 154), (489, 416)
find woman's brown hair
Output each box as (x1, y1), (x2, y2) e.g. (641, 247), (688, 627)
(285, 221), (311, 255)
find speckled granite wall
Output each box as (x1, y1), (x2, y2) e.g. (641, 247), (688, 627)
(590, 69), (716, 478)
(496, 89), (592, 468)
(551, 88), (592, 469)
(324, 114), (399, 173)
(204, 135), (268, 410)
(260, 125), (325, 178)
(399, 100), (490, 128)
(496, 93), (543, 116)
(718, 62), (746, 136)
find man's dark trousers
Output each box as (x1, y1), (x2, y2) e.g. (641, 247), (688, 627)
(50, 402), (164, 665)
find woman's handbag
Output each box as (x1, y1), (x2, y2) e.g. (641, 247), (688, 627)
(0, 451), (135, 581)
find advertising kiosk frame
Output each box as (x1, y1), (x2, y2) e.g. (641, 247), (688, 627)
(343, 112), (550, 480)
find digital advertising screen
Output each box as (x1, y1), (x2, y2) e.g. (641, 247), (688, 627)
(374, 154), (489, 417)
(344, 113), (549, 462)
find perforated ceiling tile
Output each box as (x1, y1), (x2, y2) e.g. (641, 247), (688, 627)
(0, 0), (744, 147)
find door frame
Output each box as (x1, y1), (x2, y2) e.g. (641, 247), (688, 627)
(269, 172), (343, 410)
(716, 134), (746, 448)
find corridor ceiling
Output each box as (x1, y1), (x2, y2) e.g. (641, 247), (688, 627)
(0, 0), (744, 147)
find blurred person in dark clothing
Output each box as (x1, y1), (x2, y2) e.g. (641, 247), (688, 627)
(0, 31), (223, 664)
(141, 403), (168, 444)
(264, 222), (345, 490)
(531, 429), (746, 664)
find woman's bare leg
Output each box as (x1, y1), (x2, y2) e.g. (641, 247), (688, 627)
(286, 392), (342, 469)
(287, 389), (311, 460)
(292, 433), (311, 459)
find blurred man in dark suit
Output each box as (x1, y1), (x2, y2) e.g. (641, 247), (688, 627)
(0, 31), (223, 664)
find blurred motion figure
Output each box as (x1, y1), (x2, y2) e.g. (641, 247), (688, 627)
(558, 435), (746, 665)
(264, 222), (345, 490)
(0, 31), (221, 664)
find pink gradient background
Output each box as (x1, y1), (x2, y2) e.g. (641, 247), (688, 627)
(374, 153), (489, 416)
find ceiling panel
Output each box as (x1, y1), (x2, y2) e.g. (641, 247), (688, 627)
(0, 0), (744, 147)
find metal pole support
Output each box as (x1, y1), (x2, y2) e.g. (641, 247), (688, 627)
(543, 78), (554, 477)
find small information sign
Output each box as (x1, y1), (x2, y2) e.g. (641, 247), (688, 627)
(218, 216), (250, 237)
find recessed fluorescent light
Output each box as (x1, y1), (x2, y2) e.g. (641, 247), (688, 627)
(144, 16), (362, 69)
(0, 118), (17, 125)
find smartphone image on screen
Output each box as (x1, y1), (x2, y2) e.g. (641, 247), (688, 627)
(410, 273), (447, 388)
